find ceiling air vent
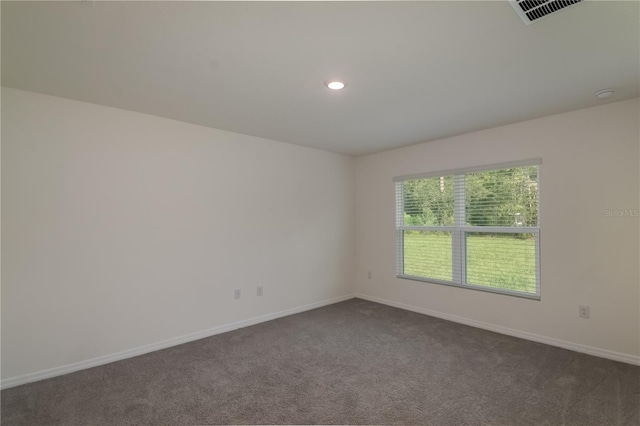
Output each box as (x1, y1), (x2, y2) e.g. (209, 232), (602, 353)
(510, 0), (584, 25)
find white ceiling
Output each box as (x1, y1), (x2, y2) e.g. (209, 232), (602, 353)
(2, 1), (638, 156)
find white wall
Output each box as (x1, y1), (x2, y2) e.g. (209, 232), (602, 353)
(2, 87), (638, 387)
(1, 87), (355, 383)
(355, 98), (640, 361)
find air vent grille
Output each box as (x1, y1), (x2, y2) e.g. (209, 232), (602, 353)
(510, 0), (584, 24)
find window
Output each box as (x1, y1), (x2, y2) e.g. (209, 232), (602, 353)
(395, 159), (540, 299)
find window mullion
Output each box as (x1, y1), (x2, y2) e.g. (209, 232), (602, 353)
(395, 182), (404, 276)
(452, 174), (465, 284)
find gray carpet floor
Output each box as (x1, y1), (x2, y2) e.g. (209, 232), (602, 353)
(2, 298), (639, 425)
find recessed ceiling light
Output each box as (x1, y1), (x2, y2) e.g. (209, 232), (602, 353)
(325, 81), (346, 90)
(594, 89), (614, 100)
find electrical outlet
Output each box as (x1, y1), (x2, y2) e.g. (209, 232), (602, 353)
(257, 286), (263, 296)
(367, 271), (372, 279)
(234, 289), (241, 300)
(579, 305), (590, 319)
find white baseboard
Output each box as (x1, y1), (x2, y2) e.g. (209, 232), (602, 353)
(1, 294), (355, 390)
(5, 292), (636, 390)
(355, 293), (640, 366)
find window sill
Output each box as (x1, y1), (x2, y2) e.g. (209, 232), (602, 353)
(397, 274), (541, 300)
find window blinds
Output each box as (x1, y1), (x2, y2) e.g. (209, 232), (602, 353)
(395, 160), (541, 299)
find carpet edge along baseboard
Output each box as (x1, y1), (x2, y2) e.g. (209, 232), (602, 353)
(354, 293), (640, 367)
(1, 294), (356, 390)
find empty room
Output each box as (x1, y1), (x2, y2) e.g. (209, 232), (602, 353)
(1, 1), (639, 425)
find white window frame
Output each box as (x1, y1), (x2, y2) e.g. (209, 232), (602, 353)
(394, 159), (541, 300)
